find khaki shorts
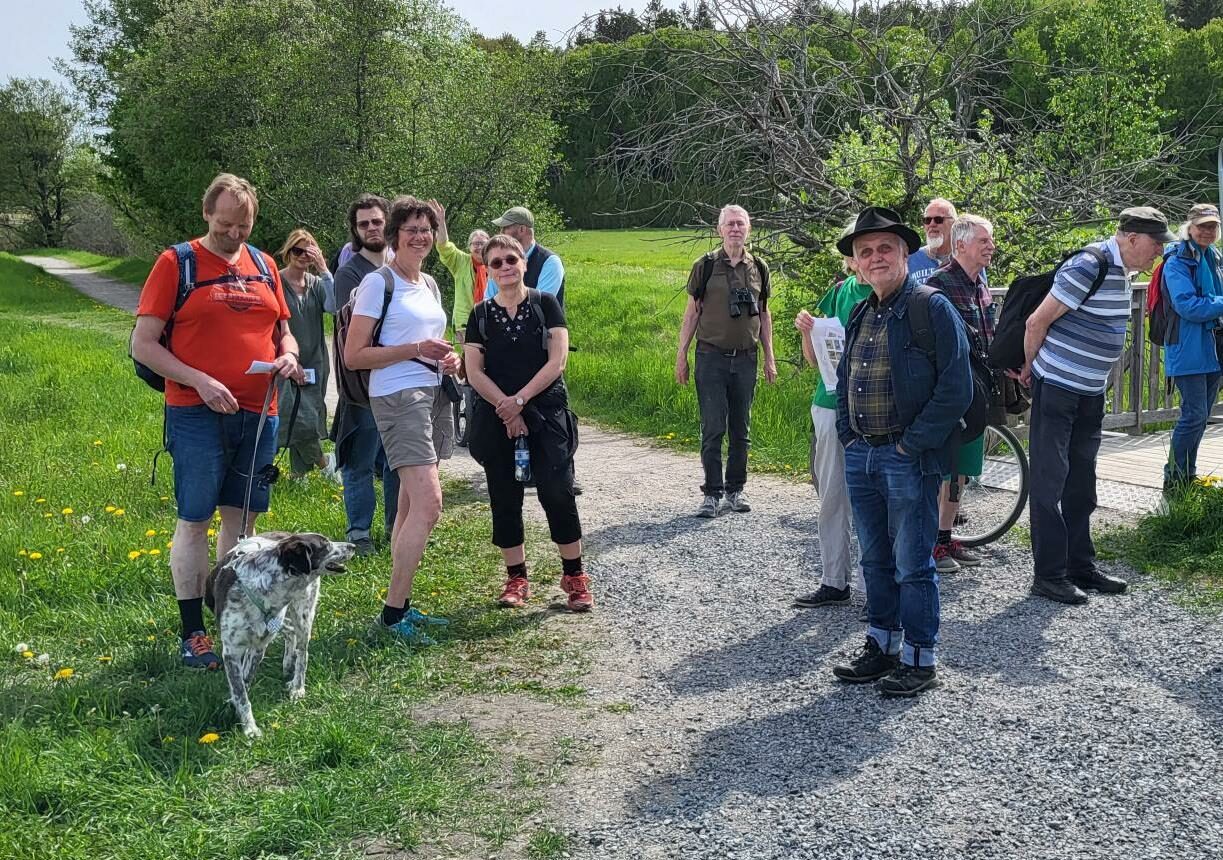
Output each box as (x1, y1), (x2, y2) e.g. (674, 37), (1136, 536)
(370, 386), (454, 470)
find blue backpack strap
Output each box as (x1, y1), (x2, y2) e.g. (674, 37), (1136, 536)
(244, 243), (275, 288)
(171, 241), (196, 312)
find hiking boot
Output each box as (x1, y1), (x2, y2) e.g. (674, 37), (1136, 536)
(724, 491), (751, 513)
(879, 664), (940, 698)
(560, 573), (594, 612)
(933, 543), (961, 573)
(180, 631), (220, 670)
(948, 540), (981, 567)
(832, 637), (899, 683)
(352, 536), (376, 558)
(1030, 577), (1088, 605)
(696, 495), (720, 518)
(793, 584), (851, 608)
(1069, 568), (1128, 594)
(497, 576), (530, 608)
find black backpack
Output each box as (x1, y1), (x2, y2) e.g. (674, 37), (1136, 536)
(908, 285), (997, 440)
(474, 288), (551, 352)
(987, 247), (1110, 371)
(694, 252), (770, 302)
(130, 242), (276, 391)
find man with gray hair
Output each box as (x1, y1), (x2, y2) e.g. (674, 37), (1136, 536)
(1021, 207), (1173, 604)
(909, 198), (958, 284)
(925, 214), (996, 572)
(676, 204), (777, 517)
(486, 206), (566, 304)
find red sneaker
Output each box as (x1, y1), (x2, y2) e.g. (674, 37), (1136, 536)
(497, 576), (530, 608)
(560, 572), (594, 612)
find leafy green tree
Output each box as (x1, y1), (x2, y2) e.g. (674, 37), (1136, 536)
(0, 78), (96, 248)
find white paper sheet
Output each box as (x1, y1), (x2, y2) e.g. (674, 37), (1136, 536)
(809, 318), (845, 391)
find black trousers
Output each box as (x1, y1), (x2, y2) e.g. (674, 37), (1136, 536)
(475, 414), (581, 549)
(1027, 377), (1104, 582)
(694, 345), (758, 497)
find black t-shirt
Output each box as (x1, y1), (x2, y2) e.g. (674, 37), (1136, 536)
(466, 292), (567, 401)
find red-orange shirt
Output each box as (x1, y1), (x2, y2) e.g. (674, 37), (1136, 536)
(136, 240), (290, 413)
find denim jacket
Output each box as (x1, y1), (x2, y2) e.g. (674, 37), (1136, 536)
(836, 276), (973, 475)
(1162, 240), (1223, 378)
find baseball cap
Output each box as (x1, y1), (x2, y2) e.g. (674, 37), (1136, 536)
(492, 206), (535, 228)
(1117, 207), (1175, 243)
(1186, 203), (1221, 227)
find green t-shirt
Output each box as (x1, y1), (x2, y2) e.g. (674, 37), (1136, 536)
(811, 275), (872, 410)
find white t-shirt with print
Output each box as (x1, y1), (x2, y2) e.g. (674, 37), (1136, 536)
(352, 268), (447, 397)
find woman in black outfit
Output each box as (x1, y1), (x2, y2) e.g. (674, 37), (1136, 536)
(463, 234), (592, 612)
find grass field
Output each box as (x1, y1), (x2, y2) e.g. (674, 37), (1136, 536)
(0, 254), (582, 858)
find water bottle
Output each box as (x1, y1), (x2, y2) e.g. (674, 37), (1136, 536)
(513, 435), (531, 483)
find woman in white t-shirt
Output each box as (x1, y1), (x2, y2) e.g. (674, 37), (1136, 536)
(343, 195), (460, 644)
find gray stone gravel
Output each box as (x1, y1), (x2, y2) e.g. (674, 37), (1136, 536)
(443, 424), (1223, 860)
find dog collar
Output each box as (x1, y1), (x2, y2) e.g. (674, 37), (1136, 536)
(235, 576), (286, 635)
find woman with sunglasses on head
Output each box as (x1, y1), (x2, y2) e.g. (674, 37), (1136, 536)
(275, 228), (338, 479)
(344, 196), (460, 643)
(464, 234), (592, 612)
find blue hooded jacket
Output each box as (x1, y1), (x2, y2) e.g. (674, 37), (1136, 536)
(1162, 240), (1223, 377)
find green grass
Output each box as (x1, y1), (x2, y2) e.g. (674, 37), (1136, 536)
(0, 253), (582, 858)
(1100, 482), (1223, 608)
(19, 247), (154, 287)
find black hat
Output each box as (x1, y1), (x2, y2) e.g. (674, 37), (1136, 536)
(1117, 207), (1175, 243)
(836, 206), (922, 257)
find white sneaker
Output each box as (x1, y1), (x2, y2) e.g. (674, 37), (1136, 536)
(696, 495), (720, 518)
(725, 491), (751, 513)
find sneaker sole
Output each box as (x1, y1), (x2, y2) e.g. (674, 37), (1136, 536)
(832, 666), (897, 684)
(497, 598), (527, 608)
(935, 562), (961, 573)
(696, 510), (719, 518)
(879, 675), (941, 697)
(952, 558), (982, 568)
(793, 597), (852, 608)
(567, 600), (593, 612)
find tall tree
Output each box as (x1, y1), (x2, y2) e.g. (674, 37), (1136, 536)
(0, 78), (94, 248)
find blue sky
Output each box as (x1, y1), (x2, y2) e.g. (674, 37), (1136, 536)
(0, 1), (642, 87)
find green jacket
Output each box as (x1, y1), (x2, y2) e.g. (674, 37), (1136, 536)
(438, 240), (481, 333)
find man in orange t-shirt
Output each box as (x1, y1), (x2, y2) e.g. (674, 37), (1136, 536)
(132, 173), (305, 670)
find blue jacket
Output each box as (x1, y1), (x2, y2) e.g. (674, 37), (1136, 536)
(1162, 240), (1223, 377)
(836, 276), (974, 475)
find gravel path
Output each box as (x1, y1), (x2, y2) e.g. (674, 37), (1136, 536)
(443, 428), (1223, 860)
(29, 256), (1222, 858)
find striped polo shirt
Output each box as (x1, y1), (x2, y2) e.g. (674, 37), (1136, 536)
(1032, 238), (1131, 395)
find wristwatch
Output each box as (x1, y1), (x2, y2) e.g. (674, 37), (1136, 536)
(515, 397), (524, 407)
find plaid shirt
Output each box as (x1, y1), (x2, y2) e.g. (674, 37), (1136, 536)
(847, 290), (902, 436)
(927, 259), (993, 344)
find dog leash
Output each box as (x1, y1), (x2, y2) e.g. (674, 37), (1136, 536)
(239, 376), (278, 541)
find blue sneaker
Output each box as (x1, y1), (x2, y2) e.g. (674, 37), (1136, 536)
(404, 608), (449, 627)
(180, 631), (220, 670)
(377, 610), (449, 646)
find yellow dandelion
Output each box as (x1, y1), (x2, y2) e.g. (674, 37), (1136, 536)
(128, 550), (142, 560)
(56, 547), (64, 553)
(18, 549), (26, 556)
(269, 722), (280, 730)
(42, 513), (52, 518)
(35, 498), (45, 503)
(93, 440), (103, 446)
(104, 505), (116, 513)
(159, 496), (169, 501)
(207, 528), (216, 537)
(148, 549), (161, 556)
(61, 507), (73, 515)
(145, 529), (157, 537)
(53, 667), (74, 680)
(98, 655), (112, 663)
(113, 509), (125, 516)
(146, 635), (155, 641)
(166, 541), (173, 549)
(28, 552), (42, 560)
(21, 650), (34, 659)
(159, 529), (168, 535)
(13, 490), (24, 497)
(198, 732), (220, 744)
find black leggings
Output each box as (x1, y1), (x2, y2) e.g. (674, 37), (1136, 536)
(481, 433), (581, 549)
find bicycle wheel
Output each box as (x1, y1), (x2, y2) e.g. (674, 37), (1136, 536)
(952, 423), (1029, 548)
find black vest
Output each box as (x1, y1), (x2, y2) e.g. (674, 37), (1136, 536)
(524, 243), (564, 306)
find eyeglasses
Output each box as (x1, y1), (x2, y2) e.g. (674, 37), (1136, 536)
(923, 216), (950, 225)
(487, 255), (520, 269)
(356, 218), (385, 229)
(399, 226), (433, 236)
(288, 247), (309, 257)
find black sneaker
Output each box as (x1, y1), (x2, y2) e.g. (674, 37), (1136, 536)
(1069, 568), (1128, 594)
(793, 584), (852, 608)
(832, 637), (899, 683)
(879, 664), (939, 697)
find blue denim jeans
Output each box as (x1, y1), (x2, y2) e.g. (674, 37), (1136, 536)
(1167, 372), (1223, 485)
(845, 440), (941, 667)
(342, 404), (400, 541)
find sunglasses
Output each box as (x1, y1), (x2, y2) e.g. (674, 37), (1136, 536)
(923, 216), (950, 225)
(356, 218), (385, 229)
(288, 246), (310, 257)
(487, 255), (520, 269)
